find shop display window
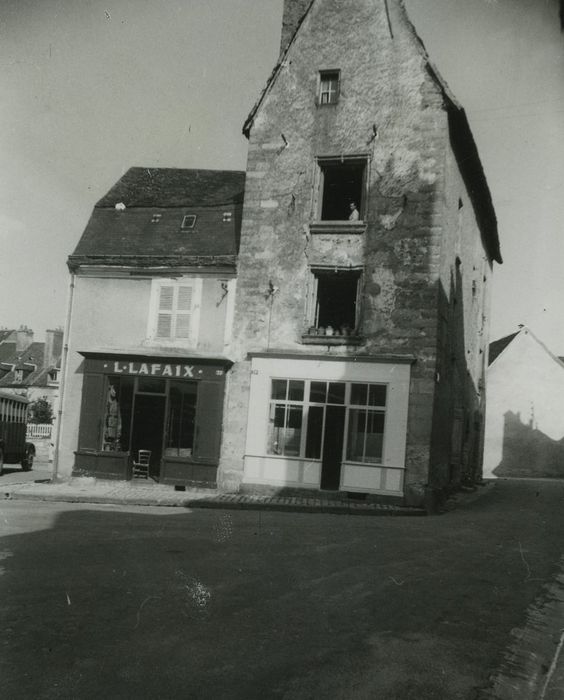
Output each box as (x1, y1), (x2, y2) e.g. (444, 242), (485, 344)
(266, 378), (387, 464)
(103, 376), (134, 451)
(100, 375), (199, 456)
(166, 381), (197, 457)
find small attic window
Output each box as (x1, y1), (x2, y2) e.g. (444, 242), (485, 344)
(222, 212), (232, 223)
(151, 213), (162, 224)
(181, 214), (197, 229)
(319, 71), (340, 105)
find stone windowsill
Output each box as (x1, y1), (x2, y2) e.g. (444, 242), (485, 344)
(309, 221), (367, 234)
(301, 334), (364, 346)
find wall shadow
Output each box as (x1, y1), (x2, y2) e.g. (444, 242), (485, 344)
(493, 410), (564, 478)
(429, 260), (484, 493)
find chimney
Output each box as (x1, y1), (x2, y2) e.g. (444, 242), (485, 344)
(280, 0), (313, 56)
(15, 326), (33, 352)
(44, 329), (63, 368)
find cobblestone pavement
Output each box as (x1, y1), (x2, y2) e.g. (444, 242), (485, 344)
(1, 474), (428, 516)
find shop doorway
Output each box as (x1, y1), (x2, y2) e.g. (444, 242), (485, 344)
(131, 394), (166, 479)
(320, 405), (346, 490)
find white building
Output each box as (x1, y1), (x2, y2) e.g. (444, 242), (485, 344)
(484, 326), (564, 479)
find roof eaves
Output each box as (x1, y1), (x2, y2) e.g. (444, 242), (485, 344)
(67, 254), (238, 273)
(525, 327), (564, 370)
(243, 0), (316, 138)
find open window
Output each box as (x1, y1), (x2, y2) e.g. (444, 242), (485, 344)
(317, 157), (367, 221)
(306, 268), (362, 336)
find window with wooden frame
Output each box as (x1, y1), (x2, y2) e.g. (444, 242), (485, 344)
(316, 157), (367, 221)
(305, 268), (362, 336)
(346, 383), (387, 464)
(266, 378), (387, 465)
(319, 70), (340, 105)
(148, 278), (202, 345)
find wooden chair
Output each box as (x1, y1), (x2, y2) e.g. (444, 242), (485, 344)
(132, 449), (151, 479)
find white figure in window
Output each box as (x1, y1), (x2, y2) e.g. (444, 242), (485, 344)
(348, 202), (359, 221)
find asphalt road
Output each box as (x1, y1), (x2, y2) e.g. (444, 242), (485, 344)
(0, 460), (52, 486)
(1, 479), (564, 699)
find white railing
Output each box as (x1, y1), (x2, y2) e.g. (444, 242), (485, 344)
(26, 423), (53, 439)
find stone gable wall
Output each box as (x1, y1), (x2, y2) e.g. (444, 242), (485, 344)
(220, 0), (491, 494)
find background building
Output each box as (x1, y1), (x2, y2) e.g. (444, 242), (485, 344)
(483, 326), (564, 479)
(57, 168), (243, 484)
(0, 327), (62, 404)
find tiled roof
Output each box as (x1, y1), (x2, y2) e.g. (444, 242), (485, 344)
(489, 327), (564, 370)
(488, 332), (519, 365)
(0, 341), (60, 389)
(96, 167), (245, 208)
(0, 341), (16, 363)
(68, 168), (245, 268)
(0, 330), (14, 343)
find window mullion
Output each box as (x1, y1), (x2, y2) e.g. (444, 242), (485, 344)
(299, 380), (309, 457)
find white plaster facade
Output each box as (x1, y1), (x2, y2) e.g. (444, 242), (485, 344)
(243, 354), (411, 495)
(483, 327), (564, 479)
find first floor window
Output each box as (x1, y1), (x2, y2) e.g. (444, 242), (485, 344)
(266, 378), (386, 464)
(149, 278), (202, 344)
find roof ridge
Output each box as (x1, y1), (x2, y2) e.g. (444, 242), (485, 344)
(243, 0), (316, 137)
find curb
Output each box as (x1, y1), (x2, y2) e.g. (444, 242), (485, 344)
(4, 487), (427, 516)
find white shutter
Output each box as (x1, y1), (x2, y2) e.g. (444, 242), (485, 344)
(177, 286), (192, 311)
(174, 285), (193, 339)
(156, 285), (174, 338)
(157, 314), (172, 338)
(159, 286), (174, 311)
(150, 280), (200, 343)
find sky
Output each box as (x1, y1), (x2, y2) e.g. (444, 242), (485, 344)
(1, 0), (563, 351)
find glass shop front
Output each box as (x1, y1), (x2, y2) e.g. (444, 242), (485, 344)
(73, 353), (230, 485)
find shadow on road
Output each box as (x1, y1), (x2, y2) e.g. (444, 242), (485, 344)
(2, 479), (564, 699)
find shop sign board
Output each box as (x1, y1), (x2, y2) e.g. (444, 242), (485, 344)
(84, 357), (225, 381)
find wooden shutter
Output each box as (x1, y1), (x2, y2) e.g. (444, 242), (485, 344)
(175, 285), (193, 339)
(193, 380), (224, 463)
(157, 285), (174, 338)
(77, 373), (106, 450)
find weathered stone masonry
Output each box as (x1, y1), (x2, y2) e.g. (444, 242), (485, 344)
(219, 0), (500, 502)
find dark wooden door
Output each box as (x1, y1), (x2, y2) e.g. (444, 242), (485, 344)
(131, 394), (166, 478)
(320, 405), (346, 490)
